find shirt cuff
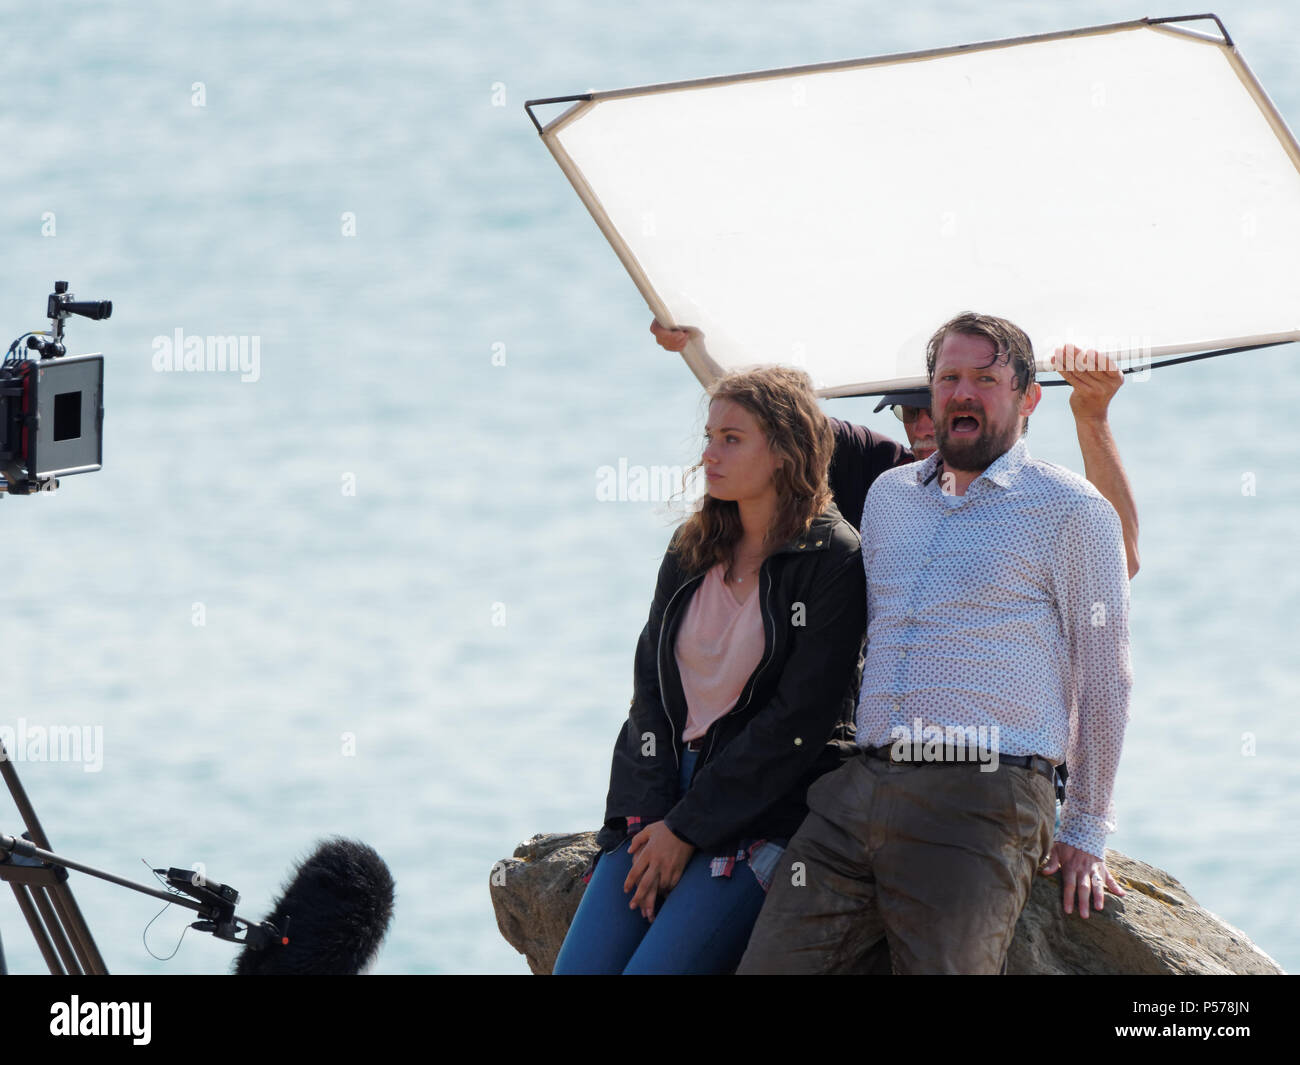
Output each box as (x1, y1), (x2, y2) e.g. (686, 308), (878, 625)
(1055, 811), (1110, 861)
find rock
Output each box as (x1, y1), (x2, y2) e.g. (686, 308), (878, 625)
(1006, 851), (1283, 975)
(489, 833), (598, 976)
(489, 831), (1283, 975)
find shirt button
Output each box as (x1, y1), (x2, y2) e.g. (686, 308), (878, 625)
(892, 701), (902, 713)
(793, 737), (803, 746)
(900, 650), (907, 659)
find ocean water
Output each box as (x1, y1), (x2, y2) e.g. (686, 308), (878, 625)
(0, 0), (1295, 975)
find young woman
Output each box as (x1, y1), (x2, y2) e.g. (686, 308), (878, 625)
(553, 365), (867, 975)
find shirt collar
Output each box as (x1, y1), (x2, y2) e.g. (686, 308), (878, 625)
(914, 450), (944, 485)
(981, 437), (1031, 488)
(914, 436), (1032, 490)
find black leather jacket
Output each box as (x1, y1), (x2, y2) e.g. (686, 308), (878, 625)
(596, 503), (866, 856)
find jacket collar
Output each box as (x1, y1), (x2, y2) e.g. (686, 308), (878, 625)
(771, 502), (844, 556)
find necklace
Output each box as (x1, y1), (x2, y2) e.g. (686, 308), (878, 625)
(729, 548), (765, 584)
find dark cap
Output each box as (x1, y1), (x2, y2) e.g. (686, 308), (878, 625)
(871, 388), (931, 414)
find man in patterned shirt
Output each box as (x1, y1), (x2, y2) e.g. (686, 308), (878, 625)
(738, 311), (1132, 974)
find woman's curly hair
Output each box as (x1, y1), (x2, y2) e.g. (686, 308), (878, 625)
(674, 365), (833, 575)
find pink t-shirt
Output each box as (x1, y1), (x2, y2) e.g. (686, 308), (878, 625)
(675, 564), (766, 742)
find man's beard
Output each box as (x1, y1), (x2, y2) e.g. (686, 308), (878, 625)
(935, 406), (1020, 473)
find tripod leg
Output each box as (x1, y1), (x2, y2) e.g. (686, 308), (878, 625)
(49, 884), (107, 974)
(2, 738), (108, 974)
(11, 884), (66, 975)
(30, 886), (83, 974)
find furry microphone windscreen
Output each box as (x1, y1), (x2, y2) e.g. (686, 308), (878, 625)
(234, 837), (395, 975)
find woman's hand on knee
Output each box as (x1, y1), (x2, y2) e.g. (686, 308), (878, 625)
(624, 822), (696, 920)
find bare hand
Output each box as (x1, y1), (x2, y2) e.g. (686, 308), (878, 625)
(1052, 344), (1122, 422)
(649, 318), (697, 353)
(624, 821), (695, 921)
(1040, 842), (1125, 918)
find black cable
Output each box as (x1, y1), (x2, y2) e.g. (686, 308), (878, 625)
(141, 860), (191, 962)
(141, 901), (190, 962)
(4, 332), (43, 367)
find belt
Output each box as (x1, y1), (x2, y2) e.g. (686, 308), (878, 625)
(862, 744), (1056, 783)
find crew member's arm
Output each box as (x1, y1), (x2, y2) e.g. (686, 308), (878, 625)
(1042, 494), (1133, 918)
(826, 418), (910, 533)
(649, 318), (694, 353)
(1054, 345), (1140, 579)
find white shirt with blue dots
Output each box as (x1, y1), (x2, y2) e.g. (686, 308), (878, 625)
(856, 437), (1132, 859)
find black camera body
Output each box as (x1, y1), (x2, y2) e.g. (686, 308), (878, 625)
(1, 282), (109, 494)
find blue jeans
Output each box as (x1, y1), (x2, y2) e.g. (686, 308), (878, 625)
(553, 748), (770, 975)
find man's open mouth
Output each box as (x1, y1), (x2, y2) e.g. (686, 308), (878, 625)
(949, 412), (982, 435)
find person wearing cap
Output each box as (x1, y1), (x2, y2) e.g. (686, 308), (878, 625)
(649, 319), (1139, 579)
(873, 388), (937, 461)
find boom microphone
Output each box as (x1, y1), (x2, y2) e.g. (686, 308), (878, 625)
(233, 838), (395, 975)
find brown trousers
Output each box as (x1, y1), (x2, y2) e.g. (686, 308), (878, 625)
(738, 750), (1055, 974)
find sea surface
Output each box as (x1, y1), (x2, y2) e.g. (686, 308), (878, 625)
(0, 0), (1295, 975)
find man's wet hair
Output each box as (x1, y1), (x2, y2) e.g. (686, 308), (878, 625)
(924, 312), (1036, 396)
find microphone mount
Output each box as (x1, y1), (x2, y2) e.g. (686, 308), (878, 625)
(0, 740), (288, 974)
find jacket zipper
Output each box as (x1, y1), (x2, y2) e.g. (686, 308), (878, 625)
(663, 520), (830, 774)
(656, 572), (705, 771)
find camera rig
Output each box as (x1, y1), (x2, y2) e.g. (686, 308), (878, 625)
(1, 281), (109, 495)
